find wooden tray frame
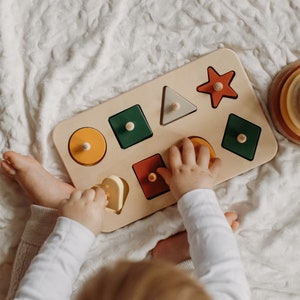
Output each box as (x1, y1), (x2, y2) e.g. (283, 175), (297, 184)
(53, 49), (277, 232)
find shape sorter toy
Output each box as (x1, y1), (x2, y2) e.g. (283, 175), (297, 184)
(53, 48), (278, 232)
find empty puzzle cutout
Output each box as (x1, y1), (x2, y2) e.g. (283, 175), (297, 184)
(94, 175), (129, 214)
(196, 66), (238, 108)
(160, 86), (197, 125)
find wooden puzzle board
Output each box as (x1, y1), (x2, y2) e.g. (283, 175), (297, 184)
(53, 49), (278, 232)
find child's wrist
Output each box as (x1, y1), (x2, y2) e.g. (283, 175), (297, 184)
(177, 188), (214, 201)
(58, 216), (98, 237)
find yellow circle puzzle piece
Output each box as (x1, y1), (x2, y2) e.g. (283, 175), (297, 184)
(68, 127), (107, 166)
(188, 136), (216, 160)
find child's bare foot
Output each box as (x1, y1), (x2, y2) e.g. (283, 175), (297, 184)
(151, 211), (239, 264)
(225, 211), (239, 232)
(1, 151), (75, 209)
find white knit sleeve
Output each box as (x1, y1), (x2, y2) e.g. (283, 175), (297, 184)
(177, 189), (250, 300)
(14, 217), (95, 300)
(6, 205), (58, 300)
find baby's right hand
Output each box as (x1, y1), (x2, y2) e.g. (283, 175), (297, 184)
(157, 138), (221, 201)
(59, 187), (107, 236)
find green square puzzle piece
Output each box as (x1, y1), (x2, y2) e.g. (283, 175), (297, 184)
(222, 114), (261, 161)
(109, 104), (153, 149)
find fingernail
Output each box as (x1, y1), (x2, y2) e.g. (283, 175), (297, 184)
(1, 161), (16, 175)
(8, 168), (16, 175)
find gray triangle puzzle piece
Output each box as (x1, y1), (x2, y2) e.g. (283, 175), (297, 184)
(160, 86), (197, 125)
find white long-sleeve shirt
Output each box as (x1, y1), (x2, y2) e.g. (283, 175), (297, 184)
(13, 189), (250, 300)
(14, 217), (95, 300)
(177, 189), (250, 300)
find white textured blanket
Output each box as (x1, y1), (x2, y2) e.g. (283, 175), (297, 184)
(0, 1), (300, 299)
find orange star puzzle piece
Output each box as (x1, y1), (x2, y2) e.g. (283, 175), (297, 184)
(197, 66), (238, 108)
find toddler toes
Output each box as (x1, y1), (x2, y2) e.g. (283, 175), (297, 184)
(1, 160), (16, 176)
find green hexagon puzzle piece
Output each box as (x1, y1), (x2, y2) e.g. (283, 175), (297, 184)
(109, 104), (153, 149)
(222, 114), (261, 161)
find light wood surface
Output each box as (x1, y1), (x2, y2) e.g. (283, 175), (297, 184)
(53, 49), (278, 232)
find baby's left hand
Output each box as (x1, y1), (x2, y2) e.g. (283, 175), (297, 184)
(59, 187), (107, 235)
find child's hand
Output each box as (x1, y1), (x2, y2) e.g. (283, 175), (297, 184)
(157, 138), (221, 201)
(58, 187), (107, 235)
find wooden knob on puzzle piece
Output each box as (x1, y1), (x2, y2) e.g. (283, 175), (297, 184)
(125, 121), (135, 131)
(171, 102), (181, 111)
(81, 142), (91, 151)
(213, 82), (223, 92)
(237, 133), (247, 144)
(148, 172), (157, 182)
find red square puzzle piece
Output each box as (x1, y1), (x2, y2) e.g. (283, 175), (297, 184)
(132, 154), (170, 200)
